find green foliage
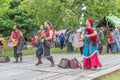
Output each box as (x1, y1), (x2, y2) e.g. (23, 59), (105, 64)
(0, 0), (120, 36)
(9, 0), (21, 9)
(103, 36), (109, 44)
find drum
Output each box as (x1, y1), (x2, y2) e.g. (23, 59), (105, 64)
(72, 33), (84, 48)
(72, 40), (84, 48)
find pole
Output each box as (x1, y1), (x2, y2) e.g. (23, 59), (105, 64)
(106, 19), (109, 36)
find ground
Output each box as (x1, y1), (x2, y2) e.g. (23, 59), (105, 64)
(0, 54), (120, 80)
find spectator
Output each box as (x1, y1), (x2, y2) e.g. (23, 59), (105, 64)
(79, 31), (84, 55)
(54, 35), (59, 48)
(112, 26), (120, 54)
(98, 27), (104, 54)
(68, 32), (74, 52)
(59, 33), (65, 49)
(0, 33), (5, 54)
(7, 36), (13, 48)
(107, 31), (114, 53)
(29, 35), (36, 48)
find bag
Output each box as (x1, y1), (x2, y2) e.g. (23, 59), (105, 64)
(0, 56), (10, 63)
(58, 58), (70, 69)
(70, 58), (82, 69)
(45, 41), (54, 48)
(47, 41), (54, 48)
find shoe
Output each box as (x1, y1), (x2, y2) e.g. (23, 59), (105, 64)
(35, 58), (42, 66)
(13, 58), (18, 63)
(20, 57), (22, 63)
(91, 67), (96, 70)
(50, 60), (55, 67)
(96, 67), (101, 70)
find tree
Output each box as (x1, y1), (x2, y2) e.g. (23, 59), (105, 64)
(0, 0), (119, 35)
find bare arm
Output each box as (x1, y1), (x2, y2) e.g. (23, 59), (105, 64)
(79, 30), (85, 41)
(19, 31), (24, 38)
(86, 31), (97, 37)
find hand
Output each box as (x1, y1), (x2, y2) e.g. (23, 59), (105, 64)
(99, 41), (101, 44)
(79, 39), (83, 41)
(41, 39), (44, 43)
(85, 35), (89, 37)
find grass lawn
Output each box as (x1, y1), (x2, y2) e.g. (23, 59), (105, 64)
(0, 47), (80, 57)
(97, 70), (120, 80)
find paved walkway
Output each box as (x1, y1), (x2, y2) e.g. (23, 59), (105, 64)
(0, 54), (120, 80)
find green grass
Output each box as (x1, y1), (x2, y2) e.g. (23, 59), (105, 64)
(0, 47), (79, 57)
(51, 48), (80, 54)
(0, 48), (36, 57)
(97, 70), (120, 80)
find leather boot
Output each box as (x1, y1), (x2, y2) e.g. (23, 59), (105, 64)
(13, 58), (18, 63)
(20, 56), (22, 62)
(35, 58), (42, 66)
(50, 60), (55, 67)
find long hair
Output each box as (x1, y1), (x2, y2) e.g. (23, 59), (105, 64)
(45, 21), (55, 37)
(45, 21), (54, 30)
(14, 24), (20, 30)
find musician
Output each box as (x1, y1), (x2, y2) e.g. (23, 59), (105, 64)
(81, 18), (102, 70)
(38, 25), (45, 34)
(36, 21), (54, 67)
(0, 34), (5, 54)
(34, 25), (45, 47)
(10, 25), (24, 63)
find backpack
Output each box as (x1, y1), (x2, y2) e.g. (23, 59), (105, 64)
(0, 56), (10, 63)
(70, 58), (82, 69)
(58, 58), (70, 69)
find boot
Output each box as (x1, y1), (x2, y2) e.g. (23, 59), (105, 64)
(50, 60), (55, 67)
(35, 58), (42, 66)
(13, 58), (18, 63)
(20, 56), (22, 62)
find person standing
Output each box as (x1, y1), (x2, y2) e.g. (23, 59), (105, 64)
(29, 35), (36, 48)
(112, 26), (120, 54)
(107, 31), (114, 53)
(34, 25), (45, 47)
(59, 33), (65, 49)
(79, 31), (84, 55)
(36, 21), (54, 67)
(98, 27), (104, 54)
(11, 25), (24, 63)
(0, 34), (5, 54)
(68, 32), (74, 52)
(54, 35), (59, 48)
(81, 18), (102, 70)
